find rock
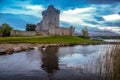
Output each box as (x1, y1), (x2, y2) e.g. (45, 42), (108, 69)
(6, 48), (14, 54)
(41, 45), (45, 48)
(21, 46), (29, 51)
(28, 45), (34, 49)
(0, 48), (7, 53)
(13, 47), (22, 52)
(0, 48), (13, 54)
(44, 44), (49, 48)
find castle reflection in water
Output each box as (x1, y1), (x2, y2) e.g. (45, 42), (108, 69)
(40, 47), (59, 74)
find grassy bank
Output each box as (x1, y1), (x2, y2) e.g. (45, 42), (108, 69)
(0, 36), (102, 44)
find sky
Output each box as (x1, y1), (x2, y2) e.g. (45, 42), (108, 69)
(0, 0), (120, 33)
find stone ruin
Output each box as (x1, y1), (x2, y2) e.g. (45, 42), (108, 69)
(36, 5), (75, 36)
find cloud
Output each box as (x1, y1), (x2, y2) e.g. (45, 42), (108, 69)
(60, 3), (120, 28)
(102, 20), (120, 26)
(84, 20), (99, 25)
(87, 0), (120, 4)
(60, 4), (120, 32)
(26, 5), (44, 11)
(0, 0), (45, 18)
(94, 16), (105, 21)
(91, 3), (120, 16)
(60, 7), (97, 27)
(98, 26), (120, 34)
(1, 4), (45, 18)
(103, 14), (120, 21)
(118, 12), (120, 15)
(0, 0), (120, 33)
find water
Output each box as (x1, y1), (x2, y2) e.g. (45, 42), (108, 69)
(0, 45), (108, 80)
(103, 39), (120, 42)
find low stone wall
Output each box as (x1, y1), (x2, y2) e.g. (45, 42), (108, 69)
(10, 30), (37, 36)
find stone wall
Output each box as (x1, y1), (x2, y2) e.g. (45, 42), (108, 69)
(10, 30), (37, 36)
(48, 27), (74, 36)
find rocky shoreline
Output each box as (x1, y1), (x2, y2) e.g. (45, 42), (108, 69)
(0, 42), (118, 55)
(0, 43), (74, 54)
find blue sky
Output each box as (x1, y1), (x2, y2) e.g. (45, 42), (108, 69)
(0, 0), (120, 33)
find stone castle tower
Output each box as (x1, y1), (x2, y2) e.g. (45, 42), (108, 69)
(42, 5), (60, 30)
(36, 5), (74, 36)
(36, 5), (60, 31)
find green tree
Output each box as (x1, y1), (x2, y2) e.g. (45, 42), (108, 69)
(81, 27), (90, 39)
(26, 24), (36, 31)
(0, 23), (13, 37)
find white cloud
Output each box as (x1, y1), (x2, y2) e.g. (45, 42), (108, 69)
(62, 7), (95, 14)
(24, 5), (45, 17)
(60, 7), (97, 27)
(26, 5), (44, 11)
(1, 4), (45, 18)
(103, 14), (120, 21)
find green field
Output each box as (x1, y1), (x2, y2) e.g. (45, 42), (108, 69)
(0, 36), (102, 44)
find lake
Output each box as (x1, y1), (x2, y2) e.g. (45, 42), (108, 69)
(103, 39), (120, 42)
(0, 44), (114, 80)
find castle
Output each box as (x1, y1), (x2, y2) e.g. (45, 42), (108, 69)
(11, 5), (74, 36)
(36, 5), (75, 36)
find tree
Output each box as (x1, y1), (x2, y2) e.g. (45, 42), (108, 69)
(0, 23), (13, 37)
(81, 27), (90, 39)
(26, 24), (36, 31)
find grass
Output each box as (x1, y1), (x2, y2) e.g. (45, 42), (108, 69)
(0, 36), (102, 44)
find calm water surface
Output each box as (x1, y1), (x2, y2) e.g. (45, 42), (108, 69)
(0, 45), (108, 80)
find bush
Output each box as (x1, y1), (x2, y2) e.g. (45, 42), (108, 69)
(0, 23), (13, 37)
(26, 24), (36, 31)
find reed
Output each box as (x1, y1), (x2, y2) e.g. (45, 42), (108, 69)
(96, 43), (120, 80)
(83, 43), (120, 80)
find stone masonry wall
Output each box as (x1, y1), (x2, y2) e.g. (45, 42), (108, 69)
(11, 30), (37, 36)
